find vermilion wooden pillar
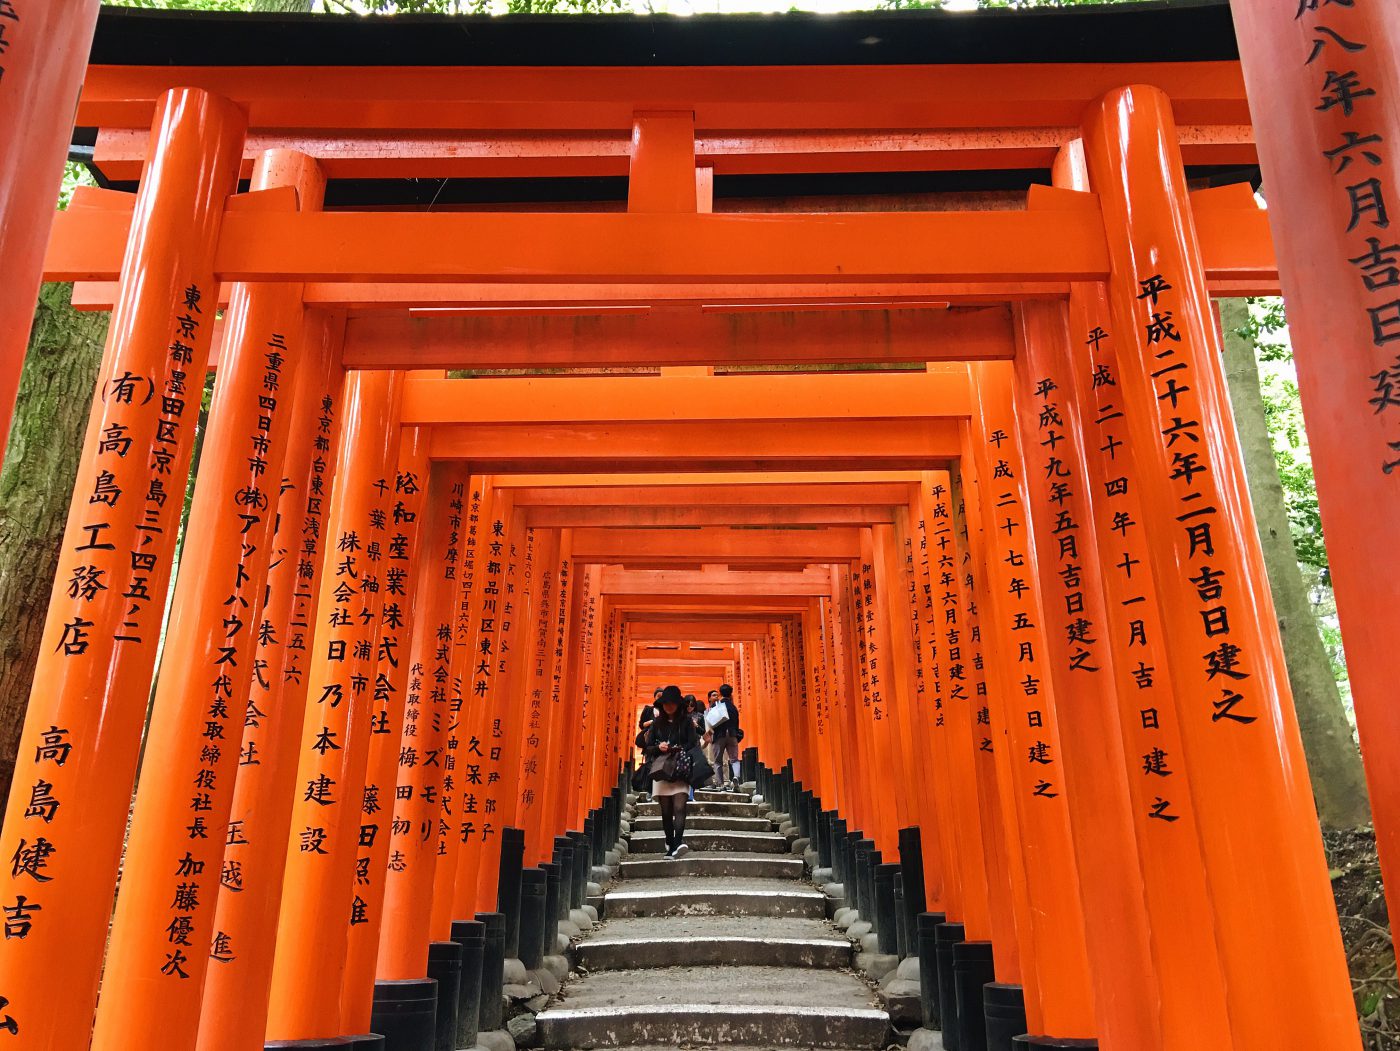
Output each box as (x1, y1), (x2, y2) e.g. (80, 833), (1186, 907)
(1082, 84), (1360, 1047)
(966, 361), (1097, 1041)
(950, 457), (1032, 1000)
(264, 368), (406, 1043)
(0, 0), (101, 452)
(1010, 301), (1165, 1050)
(93, 149), (320, 1051)
(341, 426), (432, 1033)
(1052, 142), (1232, 1049)
(515, 528), (561, 862)
(1229, 0), (1400, 929)
(0, 88), (244, 1051)
(377, 463), (470, 980)
(198, 308), (344, 1051)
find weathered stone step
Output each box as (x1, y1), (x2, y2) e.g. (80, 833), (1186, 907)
(537, 965), (888, 1049)
(619, 851), (803, 880)
(626, 830), (786, 855)
(606, 876), (825, 918)
(633, 800), (766, 818)
(695, 789), (752, 803)
(575, 915), (851, 970)
(630, 814), (771, 832)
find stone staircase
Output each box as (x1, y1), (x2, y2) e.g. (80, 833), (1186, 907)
(535, 787), (892, 1050)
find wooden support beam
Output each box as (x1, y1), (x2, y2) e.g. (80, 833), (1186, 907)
(400, 371), (972, 425)
(90, 123), (1256, 182)
(76, 62), (1251, 133)
(521, 505), (895, 527)
(343, 304), (1013, 368)
(426, 419), (960, 471)
(498, 473), (921, 493)
(600, 567), (833, 596)
(45, 202), (1278, 289)
(570, 526), (860, 564)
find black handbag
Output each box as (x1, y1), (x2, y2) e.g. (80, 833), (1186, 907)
(629, 764), (650, 792)
(688, 745), (714, 789)
(660, 748), (693, 783)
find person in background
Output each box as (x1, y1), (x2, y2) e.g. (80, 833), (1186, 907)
(640, 685), (700, 858)
(709, 683), (743, 792)
(639, 685), (663, 733)
(684, 694), (705, 800)
(702, 689), (723, 788)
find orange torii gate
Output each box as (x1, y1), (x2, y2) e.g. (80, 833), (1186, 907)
(0, 2), (1390, 1050)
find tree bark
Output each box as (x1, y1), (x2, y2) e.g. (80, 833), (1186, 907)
(1218, 296), (1372, 829)
(0, 284), (107, 809)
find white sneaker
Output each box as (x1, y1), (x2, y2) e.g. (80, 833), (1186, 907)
(672, 842), (690, 858)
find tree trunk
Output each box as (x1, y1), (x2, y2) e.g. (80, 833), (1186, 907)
(1218, 296), (1372, 829)
(0, 284), (107, 809)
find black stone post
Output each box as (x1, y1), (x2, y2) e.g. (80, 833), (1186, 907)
(426, 940), (462, 1051)
(496, 827), (526, 959)
(862, 848), (881, 931)
(874, 862), (901, 955)
(569, 831), (590, 909)
(553, 838), (574, 922)
(917, 911), (948, 1031)
(852, 839), (873, 918)
(369, 979), (437, 1051)
(984, 984), (1030, 1051)
(518, 868), (547, 971)
(935, 920), (967, 1050)
(830, 818), (849, 884)
(954, 941), (996, 1051)
(893, 873), (907, 959)
(474, 912), (505, 1034)
(450, 919), (485, 1051)
(541, 861), (562, 959)
(817, 810), (833, 869)
(898, 826), (928, 950)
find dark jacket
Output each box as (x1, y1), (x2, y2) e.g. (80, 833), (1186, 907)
(640, 711), (700, 763)
(714, 698), (741, 740)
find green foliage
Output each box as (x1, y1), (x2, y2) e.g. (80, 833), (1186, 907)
(1239, 297), (1330, 573)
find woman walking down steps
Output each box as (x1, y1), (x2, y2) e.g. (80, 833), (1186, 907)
(533, 778), (893, 1050)
(638, 684), (704, 859)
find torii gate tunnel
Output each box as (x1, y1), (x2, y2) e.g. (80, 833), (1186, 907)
(0, 1), (1395, 1048)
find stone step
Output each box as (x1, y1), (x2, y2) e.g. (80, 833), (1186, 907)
(575, 915), (851, 970)
(626, 830), (787, 855)
(633, 800), (767, 818)
(694, 789), (752, 803)
(630, 814), (772, 832)
(605, 876), (826, 919)
(537, 965), (888, 1049)
(619, 852), (804, 880)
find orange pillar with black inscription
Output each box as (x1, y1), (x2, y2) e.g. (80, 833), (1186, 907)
(93, 149), (322, 1051)
(198, 306), (344, 1051)
(0, 88), (243, 1051)
(1011, 301), (1165, 1050)
(341, 426), (432, 1033)
(1082, 84), (1360, 1047)
(1229, 0), (1400, 933)
(0, 0), (101, 449)
(377, 463), (470, 980)
(515, 527), (561, 862)
(428, 476), (486, 937)
(264, 368), (405, 1043)
(966, 360), (1097, 1042)
(1053, 138), (1233, 1050)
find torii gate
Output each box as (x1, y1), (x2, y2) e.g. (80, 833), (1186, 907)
(0, 2), (1391, 1050)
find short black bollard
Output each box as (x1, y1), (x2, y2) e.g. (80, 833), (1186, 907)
(985, 982), (1030, 1051)
(426, 941), (462, 1051)
(450, 920), (485, 1051)
(916, 911), (947, 1031)
(569, 831), (590, 909)
(874, 863), (901, 956)
(817, 810), (833, 869)
(862, 848), (881, 930)
(831, 818), (849, 884)
(369, 978), (437, 1051)
(852, 839), (874, 918)
(553, 839), (574, 922)
(341, 1037), (386, 1050)
(954, 941), (995, 1051)
(518, 868), (547, 971)
(540, 861), (562, 959)
(935, 921), (967, 1050)
(898, 826), (927, 953)
(893, 873), (906, 959)
(496, 827), (526, 959)
(474, 911), (506, 1035)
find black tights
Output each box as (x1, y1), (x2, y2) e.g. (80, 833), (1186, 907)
(658, 793), (689, 850)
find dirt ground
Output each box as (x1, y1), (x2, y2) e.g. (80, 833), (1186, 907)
(1327, 828), (1399, 1049)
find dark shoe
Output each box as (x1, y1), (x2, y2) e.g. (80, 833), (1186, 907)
(672, 842), (690, 858)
